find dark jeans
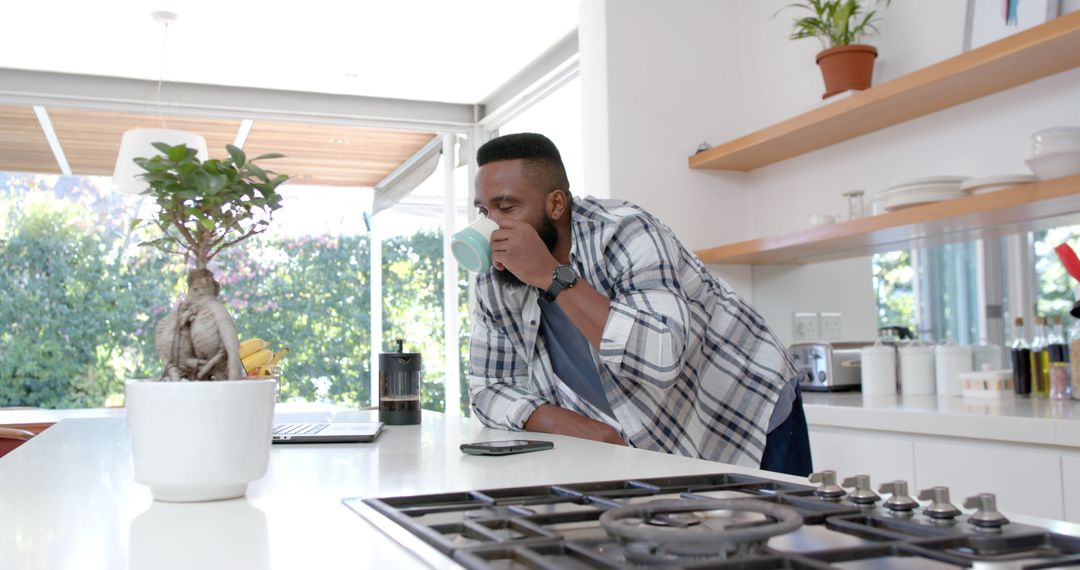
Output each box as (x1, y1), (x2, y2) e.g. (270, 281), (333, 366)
(759, 384), (813, 477)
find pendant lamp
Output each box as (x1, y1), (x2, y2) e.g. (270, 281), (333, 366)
(112, 11), (208, 195)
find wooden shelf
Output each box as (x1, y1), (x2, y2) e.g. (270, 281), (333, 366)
(688, 10), (1080, 172)
(695, 174), (1080, 265)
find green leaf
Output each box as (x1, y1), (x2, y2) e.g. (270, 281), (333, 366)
(128, 218), (142, 231)
(226, 144), (246, 167)
(251, 152), (286, 161)
(151, 142), (173, 155)
(199, 219), (215, 231)
(166, 144), (189, 162)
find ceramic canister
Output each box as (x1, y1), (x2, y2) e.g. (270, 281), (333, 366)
(898, 343), (936, 395)
(860, 343), (897, 396)
(934, 343), (974, 397)
(971, 343), (1004, 371)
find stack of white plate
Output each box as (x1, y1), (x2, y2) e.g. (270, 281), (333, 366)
(882, 175), (970, 212)
(960, 174), (1037, 195)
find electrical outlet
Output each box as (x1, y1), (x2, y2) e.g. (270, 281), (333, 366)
(819, 312), (842, 340)
(793, 312), (819, 342)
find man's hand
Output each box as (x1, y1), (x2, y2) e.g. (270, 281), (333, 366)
(490, 219), (559, 289)
(524, 404), (627, 446)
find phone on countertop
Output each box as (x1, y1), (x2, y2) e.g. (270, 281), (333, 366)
(460, 439), (554, 456)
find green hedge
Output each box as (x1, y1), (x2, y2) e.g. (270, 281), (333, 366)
(0, 174), (469, 411)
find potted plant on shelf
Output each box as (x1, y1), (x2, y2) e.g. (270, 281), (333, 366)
(779, 0), (892, 99)
(125, 142), (290, 502)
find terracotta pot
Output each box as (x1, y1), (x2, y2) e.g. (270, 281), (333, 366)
(815, 44), (878, 99)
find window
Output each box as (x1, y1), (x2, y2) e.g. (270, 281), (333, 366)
(1033, 225), (1080, 321)
(873, 225), (1080, 350)
(0, 139), (471, 412)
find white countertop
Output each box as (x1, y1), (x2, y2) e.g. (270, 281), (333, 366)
(5, 404), (1080, 570)
(802, 393), (1080, 447)
(0, 407), (775, 570)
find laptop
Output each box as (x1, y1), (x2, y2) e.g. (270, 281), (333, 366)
(272, 421), (384, 444)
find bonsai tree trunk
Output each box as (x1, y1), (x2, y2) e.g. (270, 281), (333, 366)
(155, 269), (245, 381)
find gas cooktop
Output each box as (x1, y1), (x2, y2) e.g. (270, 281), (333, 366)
(343, 471), (1080, 569)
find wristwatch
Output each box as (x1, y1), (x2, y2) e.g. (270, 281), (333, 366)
(543, 264), (578, 302)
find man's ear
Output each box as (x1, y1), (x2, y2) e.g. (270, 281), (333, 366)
(546, 189), (569, 221)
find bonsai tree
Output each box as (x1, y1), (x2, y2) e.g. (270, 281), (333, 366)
(780, 0), (891, 49)
(134, 143), (289, 381)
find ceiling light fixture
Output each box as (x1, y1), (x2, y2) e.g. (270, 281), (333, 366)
(112, 10), (208, 195)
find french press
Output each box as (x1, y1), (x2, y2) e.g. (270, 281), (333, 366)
(379, 340), (422, 425)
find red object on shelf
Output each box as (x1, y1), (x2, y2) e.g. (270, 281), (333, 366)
(1054, 243), (1080, 283)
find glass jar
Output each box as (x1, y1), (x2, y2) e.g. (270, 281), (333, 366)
(843, 190), (865, 220)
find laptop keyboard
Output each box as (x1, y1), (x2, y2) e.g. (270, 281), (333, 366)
(273, 423), (328, 435)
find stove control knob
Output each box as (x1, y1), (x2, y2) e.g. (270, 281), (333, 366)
(964, 493), (1009, 529)
(809, 470), (847, 500)
(841, 474), (881, 505)
(918, 486), (962, 520)
(878, 480), (918, 514)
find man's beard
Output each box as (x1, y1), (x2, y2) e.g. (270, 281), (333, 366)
(493, 213), (559, 288)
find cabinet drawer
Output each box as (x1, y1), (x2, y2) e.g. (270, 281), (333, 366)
(914, 441), (1062, 520)
(808, 428), (915, 486)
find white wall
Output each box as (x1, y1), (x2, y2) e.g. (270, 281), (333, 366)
(579, 0), (754, 299)
(580, 0), (1080, 346)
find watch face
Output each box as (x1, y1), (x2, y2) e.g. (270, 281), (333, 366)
(555, 265), (577, 285)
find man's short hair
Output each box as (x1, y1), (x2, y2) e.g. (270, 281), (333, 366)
(476, 133), (571, 197)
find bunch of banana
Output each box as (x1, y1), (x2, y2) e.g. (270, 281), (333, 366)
(239, 338), (290, 378)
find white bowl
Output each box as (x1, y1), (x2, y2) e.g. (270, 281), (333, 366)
(1033, 126), (1080, 144)
(808, 213), (837, 226)
(883, 183), (965, 211)
(1025, 151), (1080, 180)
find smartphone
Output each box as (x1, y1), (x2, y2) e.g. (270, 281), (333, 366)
(459, 439), (554, 456)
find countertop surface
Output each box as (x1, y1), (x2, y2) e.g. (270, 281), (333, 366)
(5, 404), (1080, 569)
(802, 392), (1080, 447)
(0, 407), (775, 570)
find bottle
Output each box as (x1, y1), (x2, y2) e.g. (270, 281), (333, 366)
(1048, 315), (1070, 400)
(1029, 316), (1050, 398)
(1010, 317), (1032, 395)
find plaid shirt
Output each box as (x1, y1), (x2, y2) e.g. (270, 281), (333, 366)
(468, 197), (797, 467)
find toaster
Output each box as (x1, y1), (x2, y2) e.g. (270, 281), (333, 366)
(789, 341), (872, 392)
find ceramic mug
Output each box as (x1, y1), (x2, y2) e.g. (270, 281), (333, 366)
(451, 217), (499, 273)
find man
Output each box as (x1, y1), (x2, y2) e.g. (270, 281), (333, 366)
(468, 132), (811, 475)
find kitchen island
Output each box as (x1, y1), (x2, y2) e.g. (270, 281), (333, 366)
(802, 393), (1080, 523)
(0, 407), (772, 570)
(5, 404), (1080, 569)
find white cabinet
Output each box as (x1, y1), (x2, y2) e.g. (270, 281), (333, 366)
(1064, 454), (1080, 523)
(808, 427), (915, 487)
(913, 441), (1063, 521)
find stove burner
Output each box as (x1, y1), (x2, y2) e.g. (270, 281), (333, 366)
(599, 498), (804, 562)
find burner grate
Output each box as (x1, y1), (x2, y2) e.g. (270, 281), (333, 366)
(344, 473), (1080, 569)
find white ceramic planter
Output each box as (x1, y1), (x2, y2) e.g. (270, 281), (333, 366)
(126, 379), (276, 502)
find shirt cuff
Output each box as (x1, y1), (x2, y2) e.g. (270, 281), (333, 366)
(506, 394), (547, 430)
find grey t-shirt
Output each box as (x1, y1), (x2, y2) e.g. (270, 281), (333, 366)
(538, 297), (614, 417)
